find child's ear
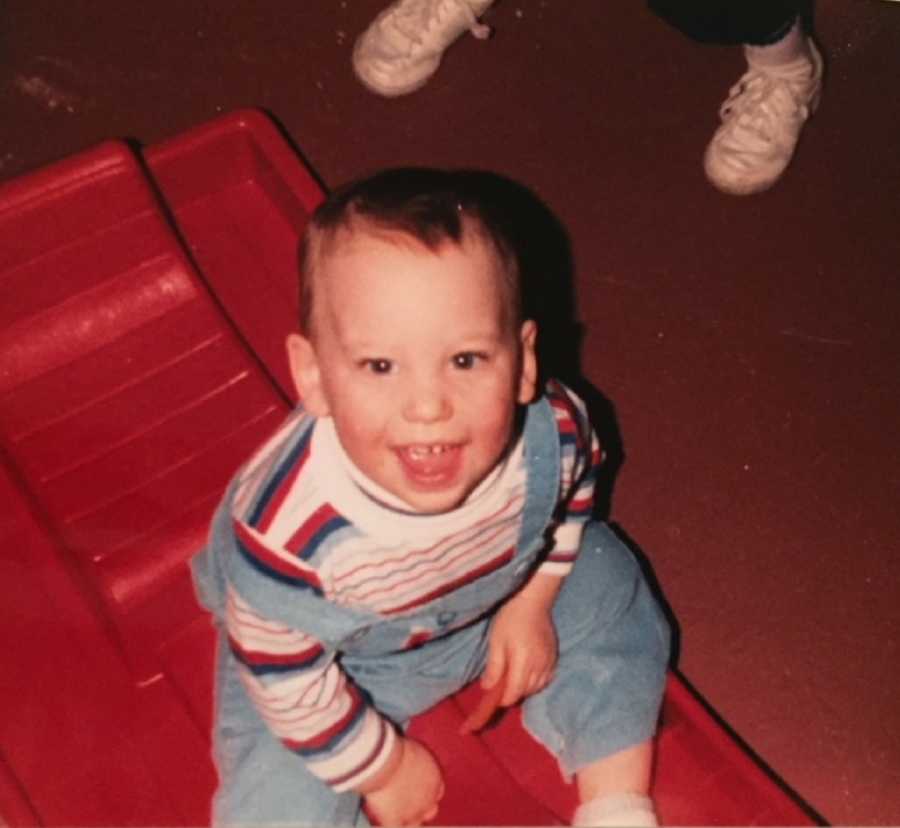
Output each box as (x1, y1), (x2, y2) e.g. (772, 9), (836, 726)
(286, 333), (330, 416)
(517, 319), (539, 404)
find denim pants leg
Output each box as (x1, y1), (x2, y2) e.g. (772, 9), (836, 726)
(211, 622), (491, 826)
(210, 636), (368, 826)
(210, 522), (669, 823)
(344, 618), (491, 725)
(522, 522), (671, 777)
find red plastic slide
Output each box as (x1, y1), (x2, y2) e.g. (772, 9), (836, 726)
(0, 109), (821, 826)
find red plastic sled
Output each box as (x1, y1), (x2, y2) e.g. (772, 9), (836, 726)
(0, 110), (821, 826)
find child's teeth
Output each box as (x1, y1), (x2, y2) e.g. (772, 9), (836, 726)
(410, 445), (445, 458)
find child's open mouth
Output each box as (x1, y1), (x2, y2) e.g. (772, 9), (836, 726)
(395, 443), (463, 487)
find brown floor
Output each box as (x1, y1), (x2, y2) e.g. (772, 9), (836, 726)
(2, 1), (899, 824)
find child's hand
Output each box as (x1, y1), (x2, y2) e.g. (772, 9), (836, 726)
(482, 574), (562, 707)
(363, 738), (444, 826)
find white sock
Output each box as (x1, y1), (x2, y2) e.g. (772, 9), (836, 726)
(572, 792), (658, 827)
(744, 17), (810, 68)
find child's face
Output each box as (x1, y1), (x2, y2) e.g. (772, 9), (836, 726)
(288, 227), (537, 514)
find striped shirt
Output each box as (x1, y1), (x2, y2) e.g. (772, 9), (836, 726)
(225, 380), (600, 790)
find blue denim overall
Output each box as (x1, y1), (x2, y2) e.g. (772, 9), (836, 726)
(192, 394), (670, 825)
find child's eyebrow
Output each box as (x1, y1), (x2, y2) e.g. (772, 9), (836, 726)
(339, 338), (387, 352)
(457, 326), (513, 342)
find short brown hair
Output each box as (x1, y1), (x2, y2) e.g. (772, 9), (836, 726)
(299, 168), (524, 336)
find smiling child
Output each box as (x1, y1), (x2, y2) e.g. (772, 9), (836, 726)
(192, 168), (670, 826)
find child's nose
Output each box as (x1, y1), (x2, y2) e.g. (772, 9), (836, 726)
(403, 377), (452, 424)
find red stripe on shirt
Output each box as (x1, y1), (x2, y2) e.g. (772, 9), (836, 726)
(234, 519), (324, 591)
(348, 521), (512, 606)
(325, 718), (390, 789)
(568, 493), (593, 514)
(283, 683), (366, 752)
(384, 546), (515, 615)
(285, 503), (343, 556)
(332, 493), (523, 587)
(229, 635), (324, 668)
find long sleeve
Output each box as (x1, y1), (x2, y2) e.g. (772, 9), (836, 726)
(225, 586), (397, 792)
(538, 382), (602, 577)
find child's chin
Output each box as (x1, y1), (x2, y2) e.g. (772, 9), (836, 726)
(398, 486), (467, 515)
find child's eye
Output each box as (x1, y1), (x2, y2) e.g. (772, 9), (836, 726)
(452, 352), (486, 370)
(361, 358), (394, 375)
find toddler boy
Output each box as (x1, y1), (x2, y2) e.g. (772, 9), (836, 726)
(192, 168), (670, 826)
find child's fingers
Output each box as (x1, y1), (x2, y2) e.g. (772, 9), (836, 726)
(505, 656), (554, 706)
(500, 672), (525, 707)
(481, 642), (507, 689)
(531, 668), (553, 697)
(501, 648), (540, 706)
(460, 669), (507, 734)
(463, 658), (555, 734)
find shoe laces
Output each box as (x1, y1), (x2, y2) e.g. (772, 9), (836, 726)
(718, 60), (815, 150)
(390, 0), (491, 51)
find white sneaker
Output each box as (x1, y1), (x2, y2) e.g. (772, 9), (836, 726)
(704, 38), (824, 195)
(353, 0), (494, 97)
